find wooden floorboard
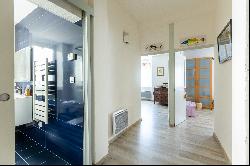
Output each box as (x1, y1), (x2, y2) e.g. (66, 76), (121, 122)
(102, 101), (229, 165)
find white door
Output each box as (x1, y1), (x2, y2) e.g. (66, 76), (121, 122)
(175, 52), (186, 126)
(0, 0), (15, 164)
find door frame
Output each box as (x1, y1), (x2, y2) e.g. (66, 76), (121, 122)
(0, 0), (93, 164)
(142, 29), (215, 127)
(67, 1), (93, 164)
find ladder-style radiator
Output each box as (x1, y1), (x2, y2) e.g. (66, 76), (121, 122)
(33, 59), (48, 124)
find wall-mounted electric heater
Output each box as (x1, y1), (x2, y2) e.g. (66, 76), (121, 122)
(112, 109), (128, 135)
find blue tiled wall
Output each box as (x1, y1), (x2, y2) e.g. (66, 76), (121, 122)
(15, 25), (31, 52)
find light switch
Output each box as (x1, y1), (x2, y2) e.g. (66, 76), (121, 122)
(70, 76), (75, 83)
(67, 53), (77, 61)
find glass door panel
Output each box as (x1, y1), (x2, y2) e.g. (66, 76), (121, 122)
(14, 0), (85, 164)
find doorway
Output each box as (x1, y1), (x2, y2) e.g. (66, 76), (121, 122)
(182, 47), (215, 111)
(172, 47), (215, 128)
(141, 47), (214, 127)
(141, 53), (169, 123)
(13, 0), (86, 165)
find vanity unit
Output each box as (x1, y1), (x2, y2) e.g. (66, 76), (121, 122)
(14, 47), (33, 126)
(15, 94), (33, 126)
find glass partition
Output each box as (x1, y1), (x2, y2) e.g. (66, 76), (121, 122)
(14, 0), (85, 164)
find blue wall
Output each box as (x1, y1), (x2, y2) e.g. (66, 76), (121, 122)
(15, 25), (31, 52)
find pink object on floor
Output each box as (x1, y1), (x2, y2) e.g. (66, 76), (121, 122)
(186, 101), (196, 117)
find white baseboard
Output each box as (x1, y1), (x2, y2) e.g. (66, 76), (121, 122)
(108, 118), (142, 144)
(94, 154), (110, 165)
(94, 119), (142, 165)
(213, 132), (232, 164)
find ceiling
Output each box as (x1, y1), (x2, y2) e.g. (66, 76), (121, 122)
(14, 0), (38, 25)
(17, 7), (82, 47)
(15, 0), (81, 25)
(116, 0), (217, 24)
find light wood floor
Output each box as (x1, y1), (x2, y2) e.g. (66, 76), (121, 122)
(102, 101), (229, 165)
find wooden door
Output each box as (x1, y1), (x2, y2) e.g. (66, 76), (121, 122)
(186, 58), (213, 110)
(0, 0), (15, 164)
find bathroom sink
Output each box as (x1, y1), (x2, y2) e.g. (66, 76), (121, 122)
(15, 93), (32, 99)
(15, 94), (33, 126)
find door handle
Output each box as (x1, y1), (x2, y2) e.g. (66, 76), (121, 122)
(0, 93), (10, 101)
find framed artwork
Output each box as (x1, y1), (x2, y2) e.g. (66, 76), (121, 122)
(217, 19), (232, 64)
(157, 67), (164, 76)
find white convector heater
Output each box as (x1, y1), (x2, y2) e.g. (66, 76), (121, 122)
(113, 109), (128, 135)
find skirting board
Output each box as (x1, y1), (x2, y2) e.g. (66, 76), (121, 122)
(108, 118), (142, 144)
(213, 132), (232, 164)
(94, 154), (110, 165)
(95, 119), (142, 165)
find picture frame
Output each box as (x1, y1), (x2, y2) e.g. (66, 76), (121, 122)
(157, 67), (164, 76)
(217, 19), (232, 64)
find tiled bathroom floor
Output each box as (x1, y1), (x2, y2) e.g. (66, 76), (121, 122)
(15, 131), (69, 165)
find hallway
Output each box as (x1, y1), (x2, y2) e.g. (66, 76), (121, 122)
(102, 101), (229, 165)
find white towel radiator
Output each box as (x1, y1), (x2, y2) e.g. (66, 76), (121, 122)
(33, 59), (48, 124)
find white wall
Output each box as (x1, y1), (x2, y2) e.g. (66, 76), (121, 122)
(151, 54), (169, 88)
(140, 21), (169, 55)
(232, 0), (249, 164)
(213, 0), (232, 162)
(93, 0), (109, 163)
(174, 11), (216, 50)
(106, 0), (141, 140)
(83, 0), (94, 8)
(184, 47), (214, 59)
(93, 0), (141, 163)
(245, 1), (249, 162)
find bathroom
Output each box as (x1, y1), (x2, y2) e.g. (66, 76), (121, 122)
(14, 0), (85, 164)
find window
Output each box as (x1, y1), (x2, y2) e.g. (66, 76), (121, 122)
(141, 56), (152, 88)
(33, 46), (54, 62)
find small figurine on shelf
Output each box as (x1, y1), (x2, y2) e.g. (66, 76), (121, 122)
(25, 85), (31, 96)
